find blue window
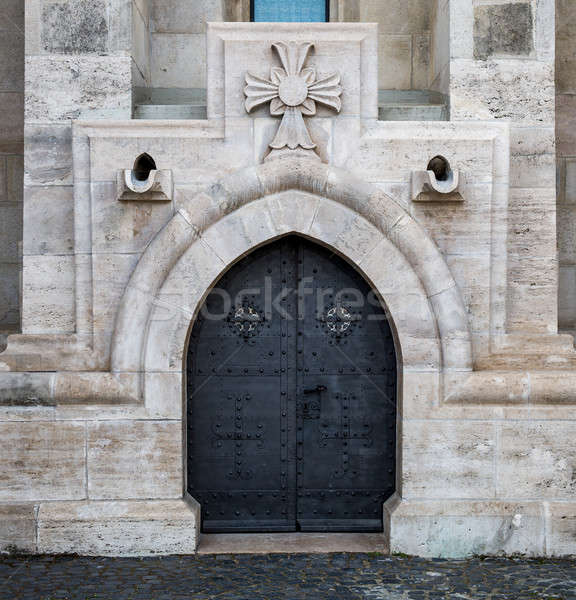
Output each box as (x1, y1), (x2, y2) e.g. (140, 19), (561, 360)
(252, 0), (328, 22)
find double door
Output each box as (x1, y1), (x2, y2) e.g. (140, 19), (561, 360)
(186, 236), (397, 532)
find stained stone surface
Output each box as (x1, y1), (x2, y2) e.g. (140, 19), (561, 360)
(0, 554), (575, 600)
(41, 0), (108, 54)
(25, 56), (132, 122)
(474, 3), (534, 60)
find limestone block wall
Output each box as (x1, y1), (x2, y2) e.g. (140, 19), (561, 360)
(357, 0), (435, 90)
(1, 11), (576, 560)
(0, 0), (24, 346)
(557, 0), (576, 337)
(450, 0), (558, 336)
(147, 0), (439, 95)
(149, 0), (223, 94)
(23, 0), (134, 334)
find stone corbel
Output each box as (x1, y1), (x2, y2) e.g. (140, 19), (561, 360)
(411, 156), (463, 202)
(117, 169), (173, 202)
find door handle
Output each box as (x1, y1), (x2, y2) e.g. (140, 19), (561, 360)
(303, 385), (327, 395)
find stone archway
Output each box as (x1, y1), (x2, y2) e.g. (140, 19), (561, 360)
(107, 157), (471, 548)
(111, 158), (471, 383)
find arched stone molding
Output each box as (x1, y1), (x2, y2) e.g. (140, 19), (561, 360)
(143, 193), (441, 378)
(109, 158), (472, 411)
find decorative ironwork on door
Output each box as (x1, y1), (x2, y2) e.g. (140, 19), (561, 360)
(187, 236), (397, 533)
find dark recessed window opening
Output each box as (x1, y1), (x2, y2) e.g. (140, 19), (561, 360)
(251, 0), (329, 22)
(427, 155), (451, 182)
(133, 153), (157, 182)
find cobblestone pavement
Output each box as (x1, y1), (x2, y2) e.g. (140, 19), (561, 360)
(0, 553), (575, 600)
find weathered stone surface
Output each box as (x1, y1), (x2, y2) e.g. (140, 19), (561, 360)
(411, 183), (493, 255)
(360, 0), (431, 34)
(0, 203), (22, 261)
(0, 0), (24, 32)
(556, 94), (576, 156)
(345, 122), (502, 184)
(91, 252), (140, 358)
(42, 0), (108, 54)
(0, 421), (85, 501)
(498, 422), (576, 499)
(25, 56), (131, 121)
(21, 254), (75, 334)
(0, 504), (36, 554)
(91, 181), (174, 253)
(548, 502), (576, 556)
(412, 32), (430, 89)
(4, 155), (23, 203)
(558, 265), (576, 331)
(150, 32), (206, 89)
(451, 59), (554, 124)
(0, 30), (24, 92)
(565, 159), (576, 204)
(0, 263), (20, 329)
(508, 188), (556, 258)
(87, 127), (252, 184)
(22, 186), (74, 255)
(474, 3), (534, 60)
(24, 123), (72, 186)
(445, 254), (490, 335)
(309, 199), (381, 265)
(0, 372), (53, 406)
(378, 35), (411, 90)
(389, 500), (545, 558)
(402, 420), (496, 499)
(87, 421), (182, 500)
(507, 255), (557, 334)
(509, 126), (555, 188)
(152, 0), (222, 34)
(144, 372), (183, 419)
(38, 500), (199, 556)
(556, 0), (576, 93)
(0, 93), (24, 154)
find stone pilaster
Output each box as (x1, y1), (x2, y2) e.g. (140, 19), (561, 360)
(22, 0), (135, 334)
(450, 0), (558, 336)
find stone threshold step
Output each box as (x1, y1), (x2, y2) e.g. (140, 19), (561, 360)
(378, 104), (448, 121)
(134, 104), (208, 120)
(134, 102), (448, 122)
(196, 532), (389, 554)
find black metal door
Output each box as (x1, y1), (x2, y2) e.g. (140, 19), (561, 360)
(187, 236), (396, 533)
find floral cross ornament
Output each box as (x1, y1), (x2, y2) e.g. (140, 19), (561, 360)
(244, 42), (342, 155)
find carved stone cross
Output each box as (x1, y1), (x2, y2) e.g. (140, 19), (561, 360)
(244, 42), (342, 158)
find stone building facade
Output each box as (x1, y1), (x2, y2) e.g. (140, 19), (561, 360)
(0, 0), (575, 557)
